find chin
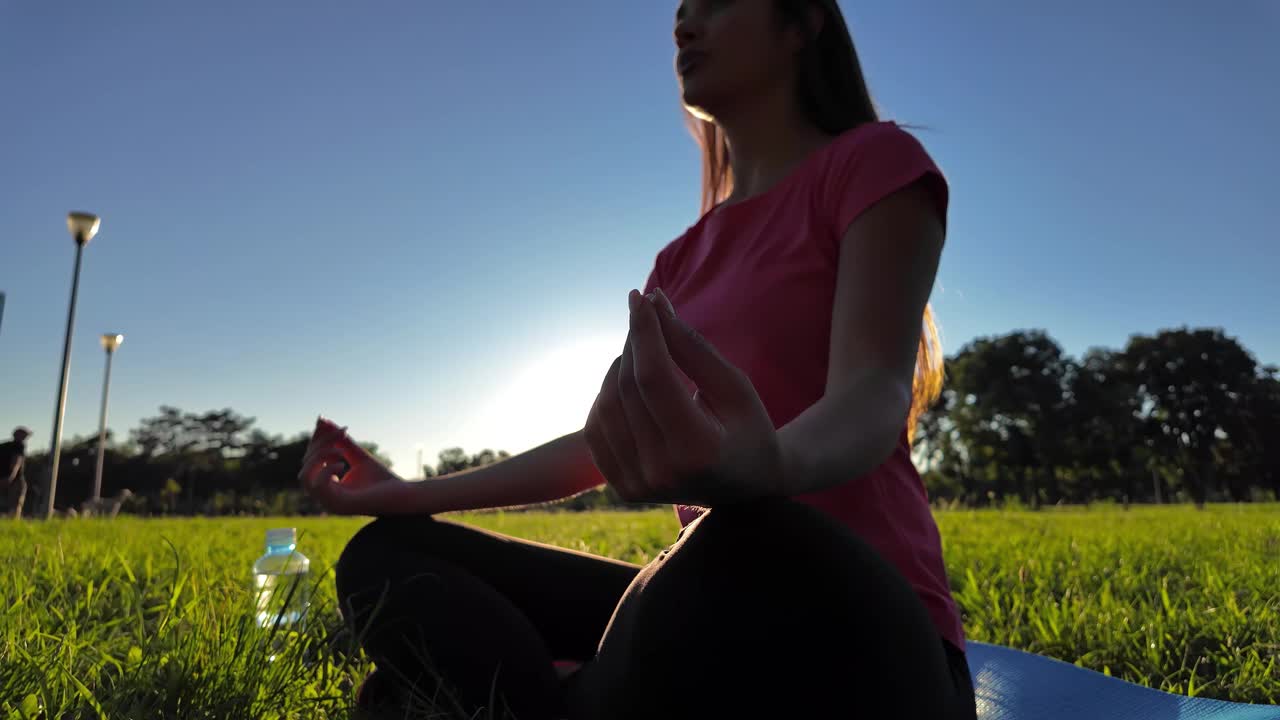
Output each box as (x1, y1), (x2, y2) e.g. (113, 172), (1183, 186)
(680, 87), (718, 123)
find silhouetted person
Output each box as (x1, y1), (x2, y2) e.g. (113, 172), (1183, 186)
(1, 426), (32, 520)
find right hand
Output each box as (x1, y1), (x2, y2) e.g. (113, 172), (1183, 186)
(299, 425), (411, 516)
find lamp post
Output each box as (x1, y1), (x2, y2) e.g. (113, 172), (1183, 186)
(93, 333), (124, 504)
(44, 211), (101, 519)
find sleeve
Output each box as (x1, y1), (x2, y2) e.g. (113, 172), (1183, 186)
(820, 122), (949, 244)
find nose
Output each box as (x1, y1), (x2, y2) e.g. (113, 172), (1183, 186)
(673, 16), (698, 49)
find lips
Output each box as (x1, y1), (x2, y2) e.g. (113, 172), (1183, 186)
(677, 51), (706, 76)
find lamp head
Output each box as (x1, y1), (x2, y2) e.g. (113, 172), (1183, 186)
(67, 211), (101, 245)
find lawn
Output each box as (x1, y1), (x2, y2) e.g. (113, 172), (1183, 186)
(1, 505), (1277, 718)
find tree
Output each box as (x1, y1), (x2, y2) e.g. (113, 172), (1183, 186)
(1223, 365), (1280, 499)
(130, 406), (187, 458)
(1120, 328), (1259, 507)
(1254, 369), (1280, 497)
(431, 447), (511, 477)
(130, 406), (254, 460)
(1062, 349), (1144, 504)
(943, 331), (1072, 508)
(184, 408), (256, 457)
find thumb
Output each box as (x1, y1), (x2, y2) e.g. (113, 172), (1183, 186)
(653, 288), (753, 413)
(304, 459), (361, 515)
(312, 477), (360, 516)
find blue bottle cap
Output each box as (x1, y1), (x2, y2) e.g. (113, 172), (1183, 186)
(266, 528), (296, 549)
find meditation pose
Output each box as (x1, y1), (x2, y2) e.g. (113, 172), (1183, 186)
(302, 1), (973, 717)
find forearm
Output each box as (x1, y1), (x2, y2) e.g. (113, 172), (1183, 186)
(392, 430), (604, 514)
(776, 369), (913, 496)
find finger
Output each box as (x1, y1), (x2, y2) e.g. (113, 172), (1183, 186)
(627, 290), (717, 447)
(618, 333), (671, 490)
(306, 417), (345, 456)
(303, 459), (344, 493)
(653, 287), (676, 318)
(306, 464), (359, 514)
(299, 446), (344, 480)
(302, 453), (343, 485)
(583, 399), (630, 499)
(316, 428), (374, 469)
(303, 437), (344, 464)
(303, 420), (346, 474)
(595, 353), (644, 500)
(652, 287), (756, 415)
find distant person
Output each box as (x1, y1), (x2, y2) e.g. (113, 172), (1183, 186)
(303, 1), (973, 718)
(1, 427), (32, 520)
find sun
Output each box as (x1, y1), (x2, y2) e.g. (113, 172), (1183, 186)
(462, 334), (625, 456)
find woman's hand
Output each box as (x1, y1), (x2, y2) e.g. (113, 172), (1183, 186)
(299, 421), (411, 515)
(583, 288), (787, 506)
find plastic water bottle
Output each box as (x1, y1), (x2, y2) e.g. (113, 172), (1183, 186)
(253, 528), (311, 629)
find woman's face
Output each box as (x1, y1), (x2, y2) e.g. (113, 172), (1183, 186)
(674, 0), (803, 120)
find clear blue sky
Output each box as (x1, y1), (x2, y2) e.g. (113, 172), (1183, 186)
(2, 1), (1277, 475)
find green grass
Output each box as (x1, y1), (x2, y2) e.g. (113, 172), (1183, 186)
(1, 505), (1277, 718)
(938, 504), (1280, 703)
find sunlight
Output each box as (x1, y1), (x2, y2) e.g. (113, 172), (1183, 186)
(460, 334), (624, 456)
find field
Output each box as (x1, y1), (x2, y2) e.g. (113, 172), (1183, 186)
(1, 505), (1278, 718)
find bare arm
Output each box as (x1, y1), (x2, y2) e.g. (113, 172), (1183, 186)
(314, 425), (609, 515)
(422, 429), (604, 512)
(777, 181), (945, 495)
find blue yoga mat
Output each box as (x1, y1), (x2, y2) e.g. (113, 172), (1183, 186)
(968, 642), (1280, 719)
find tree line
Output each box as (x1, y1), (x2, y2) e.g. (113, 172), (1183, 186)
(18, 325), (1277, 515)
(915, 327), (1279, 508)
(20, 407), (514, 516)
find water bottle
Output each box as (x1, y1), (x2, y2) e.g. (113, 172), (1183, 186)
(253, 527), (311, 629)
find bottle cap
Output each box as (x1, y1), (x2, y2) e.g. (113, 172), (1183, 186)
(266, 528), (297, 549)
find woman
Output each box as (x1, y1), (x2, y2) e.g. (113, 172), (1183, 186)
(302, 1), (974, 718)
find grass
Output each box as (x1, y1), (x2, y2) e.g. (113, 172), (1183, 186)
(1, 505), (1277, 718)
(938, 504), (1280, 703)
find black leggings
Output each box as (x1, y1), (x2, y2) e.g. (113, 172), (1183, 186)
(335, 498), (977, 720)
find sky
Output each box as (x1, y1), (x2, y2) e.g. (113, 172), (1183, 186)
(2, 1), (1277, 476)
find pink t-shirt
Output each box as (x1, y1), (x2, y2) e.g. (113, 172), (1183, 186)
(643, 121), (965, 652)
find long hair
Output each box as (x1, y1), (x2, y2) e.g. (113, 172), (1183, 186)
(686, 0), (943, 441)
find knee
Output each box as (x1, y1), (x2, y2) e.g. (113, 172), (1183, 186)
(664, 498), (801, 568)
(679, 497), (875, 574)
(694, 497), (827, 542)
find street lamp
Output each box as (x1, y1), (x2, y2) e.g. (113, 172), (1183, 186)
(44, 211), (101, 519)
(93, 333), (124, 504)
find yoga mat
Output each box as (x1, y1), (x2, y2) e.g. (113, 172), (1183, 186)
(968, 642), (1279, 720)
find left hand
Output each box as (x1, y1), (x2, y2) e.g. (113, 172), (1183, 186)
(298, 420), (411, 515)
(583, 288), (786, 506)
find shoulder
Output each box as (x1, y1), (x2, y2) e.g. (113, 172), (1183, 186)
(814, 121), (948, 235)
(821, 121), (941, 179)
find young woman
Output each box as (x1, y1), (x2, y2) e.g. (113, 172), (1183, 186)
(301, 1), (974, 718)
